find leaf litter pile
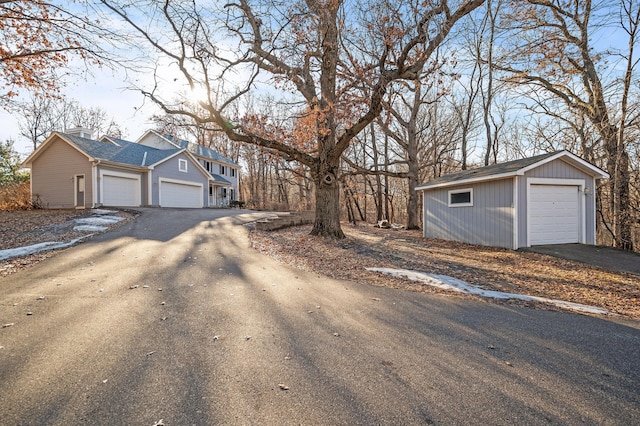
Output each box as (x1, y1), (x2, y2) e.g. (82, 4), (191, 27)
(251, 224), (640, 319)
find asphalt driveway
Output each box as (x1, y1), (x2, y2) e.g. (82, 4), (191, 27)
(1, 208), (639, 425)
(525, 244), (640, 276)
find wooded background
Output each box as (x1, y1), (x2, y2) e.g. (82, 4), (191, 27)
(2, 0), (638, 250)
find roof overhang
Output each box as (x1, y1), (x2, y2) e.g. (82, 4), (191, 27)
(21, 132), (94, 168)
(93, 159), (148, 172)
(416, 150), (609, 192)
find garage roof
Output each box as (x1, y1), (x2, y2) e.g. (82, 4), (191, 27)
(416, 150), (609, 191)
(64, 133), (181, 166)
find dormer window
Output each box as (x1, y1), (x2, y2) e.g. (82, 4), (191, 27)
(179, 159), (188, 173)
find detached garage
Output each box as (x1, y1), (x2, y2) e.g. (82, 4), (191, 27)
(417, 151), (609, 249)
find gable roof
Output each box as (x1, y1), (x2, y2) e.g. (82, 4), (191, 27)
(62, 133), (181, 167)
(416, 150), (609, 191)
(162, 134), (238, 166)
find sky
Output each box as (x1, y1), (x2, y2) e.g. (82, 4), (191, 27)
(1, 1), (634, 160)
(0, 65), (162, 157)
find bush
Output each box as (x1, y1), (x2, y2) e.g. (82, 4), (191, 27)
(0, 181), (41, 211)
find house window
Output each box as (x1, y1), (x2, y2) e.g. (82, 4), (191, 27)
(448, 188), (473, 207)
(204, 160), (211, 172)
(219, 165), (226, 175)
(230, 168), (236, 177)
(179, 159), (188, 173)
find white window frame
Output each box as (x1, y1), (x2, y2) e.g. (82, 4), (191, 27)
(230, 168), (236, 177)
(448, 188), (473, 207)
(178, 158), (188, 173)
(219, 164), (226, 175)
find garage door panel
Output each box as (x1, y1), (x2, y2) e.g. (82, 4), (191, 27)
(102, 175), (140, 207)
(529, 185), (579, 245)
(160, 180), (202, 208)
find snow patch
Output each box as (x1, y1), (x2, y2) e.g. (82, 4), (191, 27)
(73, 225), (108, 232)
(0, 236), (92, 261)
(74, 215), (123, 226)
(367, 267), (613, 316)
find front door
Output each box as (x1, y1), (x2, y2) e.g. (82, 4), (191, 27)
(75, 175), (85, 208)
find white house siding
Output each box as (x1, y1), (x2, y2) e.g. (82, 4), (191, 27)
(31, 137), (93, 209)
(423, 179), (514, 248)
(137, 132), (178, 150)
(517, 159), (596, 247)
(152, 154), (209, 206)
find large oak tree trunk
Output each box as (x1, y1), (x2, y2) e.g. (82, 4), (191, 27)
(310, 168), (344, 239)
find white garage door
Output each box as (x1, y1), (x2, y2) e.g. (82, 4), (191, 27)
(160, 180), (202, 208)
(529, 185), (579, 245)
(102, 174), (140, 206)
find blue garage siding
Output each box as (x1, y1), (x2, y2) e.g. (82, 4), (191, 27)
(517, 159), (597, 247)
(424, 179), (514, 248)
(152, 154), (209, 206)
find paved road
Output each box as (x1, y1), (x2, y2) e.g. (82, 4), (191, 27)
(1, 209), (639, 425)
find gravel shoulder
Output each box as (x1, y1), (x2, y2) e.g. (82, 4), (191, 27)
(251, 224), (640, 320)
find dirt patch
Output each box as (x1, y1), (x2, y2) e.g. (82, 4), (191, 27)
(251, 224), (640, 319)
(0, 209), (136, 277)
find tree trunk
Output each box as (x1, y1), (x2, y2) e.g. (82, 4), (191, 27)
(406, 129), (420, 230)
(310, 169), (344, 238)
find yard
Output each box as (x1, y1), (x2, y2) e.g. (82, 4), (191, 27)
(1, 210), (638, 319)
(251, 224), (640, 320)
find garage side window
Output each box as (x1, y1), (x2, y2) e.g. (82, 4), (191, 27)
(179, 159), (188, 173)
(448, 188), (473, 207)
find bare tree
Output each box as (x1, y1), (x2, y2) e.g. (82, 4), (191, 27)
(98, 0), (485, 238)
(496, 0), (638, 250)
(16, 96), (124, 150)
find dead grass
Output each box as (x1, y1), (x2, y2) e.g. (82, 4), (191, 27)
(0, 182), (36, 210)
(0, 209), (135, 277)
(251, 223), (640, 319)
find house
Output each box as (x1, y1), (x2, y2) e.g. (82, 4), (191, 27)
(135, 130), (239, 207)
(21, 128), (239, 209)
(416, 150), (609, 249)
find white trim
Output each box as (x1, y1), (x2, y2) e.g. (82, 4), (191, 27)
(519, 151), (609, 179)
(526, 178), (585, 247)
(513, 176), (518, 250)
(99, 169), (141, 206)
(148, 169), (153, 205)
(158, 177), (203, 208)
(416, 151), (609, 192)
(589, 176), (597, 245)
(92, 163), (98, 207)
(448, 188), (473, 207)
(148, 150), (213, 181)
(178, 158), (188, 173)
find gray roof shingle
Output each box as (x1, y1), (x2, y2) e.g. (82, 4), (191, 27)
(417, 151), (562, 189)
(64, 133), (180, 167)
